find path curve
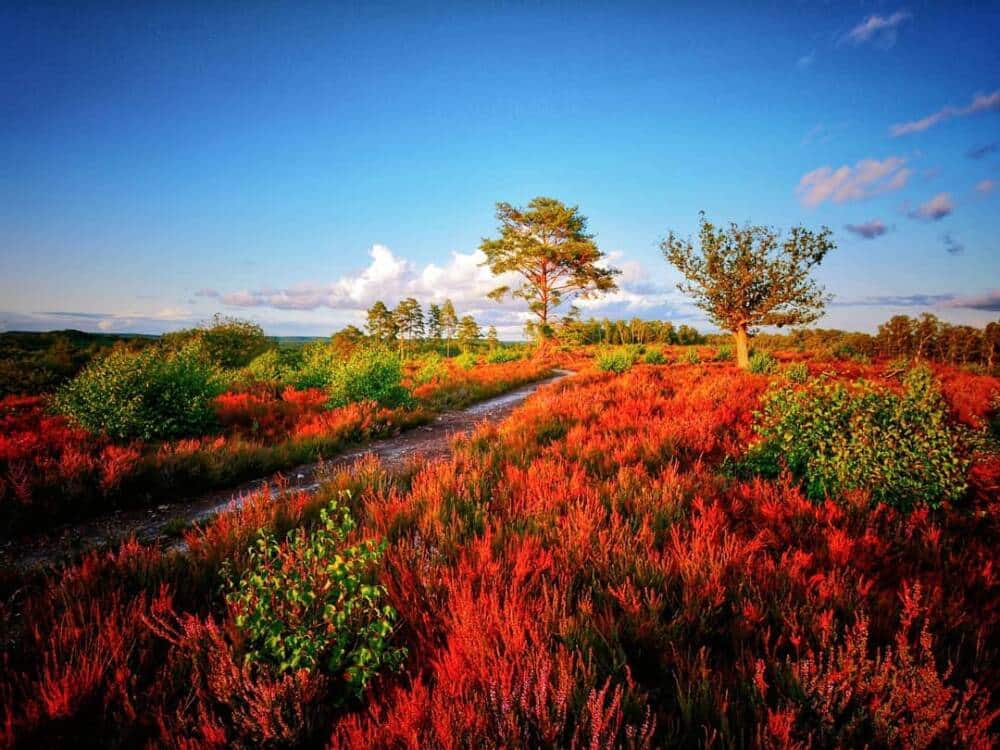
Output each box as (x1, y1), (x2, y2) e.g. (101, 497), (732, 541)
(2, 370), (572, 573)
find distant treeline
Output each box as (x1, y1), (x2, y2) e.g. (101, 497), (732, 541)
(740, 314), (999, 370)
(0, 329), (156, 398)
(2, 310), (997, 398)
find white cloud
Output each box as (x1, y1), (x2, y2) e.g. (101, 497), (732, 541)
(890, 90), (1000, 137)
(908, 192), (954, 221)
(217, 244), (699, 337)
(843, 11), (911, 46)
(796, 157), (912, 207)
(222, 244), (508, 313)
(976, 178), (996, 195)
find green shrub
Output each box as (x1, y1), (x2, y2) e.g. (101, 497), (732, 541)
(786, 362), (809, 383)
(328, 346), (410, 408)
(714, 345), (733, 362)
(455, 352), (478, 370)
(55, 342), (222, 441)
(486, 347), (521, 364)
(224, 496), (405, 696)
(744, 366), (969, 510)
(244, 348), (300, 384)
(748, 351), (778, 374)
(163, 314), (271, 370)
(682, 347), (701, 365)
(833, 343), (870, 364)
(596, 347), (635, 373)
(643, 348), (667, 365)
(294, 341), (341, 389)
(414, 352), (447, 385)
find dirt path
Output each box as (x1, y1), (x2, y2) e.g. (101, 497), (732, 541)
(1, 371), (572, 573)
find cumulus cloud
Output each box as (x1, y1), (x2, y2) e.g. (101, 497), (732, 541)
(844, 219), (890, 239)
(843, 11), (911, 46)
(976, 179), (996, 195)
(943, 291), (1000, 312)
(796, 157), (912, 207)
(941, 233), (964, 255)
(891, 90), (1000, 137)
(221, 244), (506, 313)
(217, 244), (692, 337)
(194, 288), (220, 298)
(908, 192), (953, 221)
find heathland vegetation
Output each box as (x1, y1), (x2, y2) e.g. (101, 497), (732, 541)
(1, 198), (998, 748)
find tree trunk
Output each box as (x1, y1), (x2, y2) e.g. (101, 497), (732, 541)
(734, 326), (750, 370)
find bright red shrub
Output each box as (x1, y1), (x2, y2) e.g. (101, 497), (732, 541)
(1, 360), (997, 747)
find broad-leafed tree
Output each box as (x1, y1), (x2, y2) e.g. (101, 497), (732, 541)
(480, 197), (619, 343)
(662, 213), (834, 369)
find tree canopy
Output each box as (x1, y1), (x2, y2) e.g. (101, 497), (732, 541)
(662, 213), (834, 368)
(480, 197), (619, 341)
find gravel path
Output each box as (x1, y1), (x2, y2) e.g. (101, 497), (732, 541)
(1, 370), (571, 573)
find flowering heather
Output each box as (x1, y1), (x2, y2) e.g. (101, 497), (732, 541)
(0, 361), (997, 748)
(0, 358), (552, 532)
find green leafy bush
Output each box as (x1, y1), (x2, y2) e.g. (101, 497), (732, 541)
(643, 348), (667, 365)
(714, 345), (733, 362)
(224, 496), (405, 696)
(486, 347), (521, 364)
(596, 347), (635, 373)
(748, 351), (778, 374)
(55, 342), (222, 441)
(162, 314), (271, 370)
(785, 362), (809, 383)
(294, 341), (342, 389)
(455, 352), (478, 370)
(327, 346), (410, 408)
(414, 352), (447, 385)
(244, 347), (300, 384)
(833, 343), (870, 364)
(682, 348), (701, 365)
(744, 366), (969, 510)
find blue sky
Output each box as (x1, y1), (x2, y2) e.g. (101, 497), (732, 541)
(1, 1), (998, 337)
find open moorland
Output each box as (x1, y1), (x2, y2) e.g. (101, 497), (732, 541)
(1, 318), (998, 747)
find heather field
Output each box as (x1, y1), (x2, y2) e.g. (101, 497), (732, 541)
(2, 352), (998, 748)
(5, 5), (1000, 746)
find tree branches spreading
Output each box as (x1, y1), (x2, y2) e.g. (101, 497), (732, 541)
(480, 197), (619, 341)
(662, 213), (835, 368)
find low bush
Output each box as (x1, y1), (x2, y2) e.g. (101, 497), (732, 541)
(294, 341), (342, 390)
(244, 348), (301, 385)
(327, 347), (410, 409)
(682, 347), (701, 365)
(413, 352), (447, 385)
(748, 351), (778, 374)
(744, 366), (970, 510)
(224, 496), (405, 695)
(833, 343), (871, 364)
(785, 362), (809, 383)
(643, 348), (667, 365)
(54, 342), (222, 441)
(486, 347), (521, 364)
(455, 352), (478, 370)
(714, 345), (733, 361)
(595, 347), (635, 373)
